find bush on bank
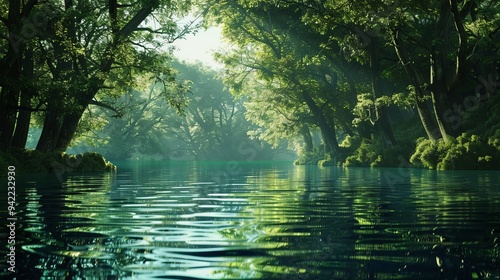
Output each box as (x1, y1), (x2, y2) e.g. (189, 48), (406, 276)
(342, 138), (414, 168)
(293, 104), (500, 170)
(410, 131), (500, 170)
(0, 149), (115, 175)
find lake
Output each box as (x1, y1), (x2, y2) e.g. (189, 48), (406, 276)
(1, 161), (500, 279)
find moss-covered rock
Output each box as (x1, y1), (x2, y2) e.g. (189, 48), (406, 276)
(75, 152), (115, 172)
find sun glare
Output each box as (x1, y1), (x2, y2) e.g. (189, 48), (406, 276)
(172, 26), (226, 69)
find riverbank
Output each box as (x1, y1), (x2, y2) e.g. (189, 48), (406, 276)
(0, 149), (115, 175)
(294, 115), (500, 170)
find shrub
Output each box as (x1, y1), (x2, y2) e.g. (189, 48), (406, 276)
(318, 153), (339, 167)
(410, 133), (500, 170)
(23, 149), (50, 173)
(344, 139), (378, 167)
(488, 129), (500, 151)
(342, 136), (413, 168)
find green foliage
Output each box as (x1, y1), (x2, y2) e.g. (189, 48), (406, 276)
(391, 92), (414, 108)
(73, 61), (281, 161)
(0, 149), (114, 175)
(339, 135), (362, 156)
(342, 134), (414, 168)
(200, 0), (500, 170)
(77, 152), (115, 172)
(411, 133), (500, 170)
(488, 129), (500, 151)
(3, 0), (499, 173)
(343, 139), (379, 167)
(1, 0), (195, 152)
(436, 94), (500, 167)
(410, 138), (435, 169)
(318, 153), (339, 167)
(202, 0), (359, 162)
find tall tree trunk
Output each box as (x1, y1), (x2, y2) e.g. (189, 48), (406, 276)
(290, 75), (340, 157)
(300, 90), (340, 157)
(54, 87), (97, 152)
(368, 35), (397, 145)
(36, 0), (76, 153)
(0, 0), (22, 152)
(54, 110), (85, 152)
(300, 124), (314, 154)
(427, 0), (461, 141)
(392, 30), (441, 141)
(0, 78), (19, 152)
(11, 96), (32, 149)
(36, 111), (63, 152)
(430, 54), (460, 140)
(11, 48), (35, 149)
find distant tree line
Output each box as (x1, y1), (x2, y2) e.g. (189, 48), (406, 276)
(73, 61), (288, 161)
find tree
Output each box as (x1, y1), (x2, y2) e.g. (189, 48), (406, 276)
(82, 61), (273, 160)
(90, 81), (183, 160)
(0, 0), (39, 151)
(0, 0), (194, 152)
(341, 0), (500, 141)
(201, 0), (360, 162)
(169, 61), (263, 160)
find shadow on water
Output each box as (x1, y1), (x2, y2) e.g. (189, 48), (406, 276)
(1, 161), (499, 279)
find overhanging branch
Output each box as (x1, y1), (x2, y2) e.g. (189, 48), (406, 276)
(89, 99), (123, 117)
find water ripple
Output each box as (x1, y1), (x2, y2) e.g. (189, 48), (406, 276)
(4, 163), (500, 279)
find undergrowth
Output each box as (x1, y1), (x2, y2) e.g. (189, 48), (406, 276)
(0, 149), (115, 175)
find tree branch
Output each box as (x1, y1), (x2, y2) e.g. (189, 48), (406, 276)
(134, 27), (166, 34)
(118, 2), (157, 39)
(20, 0), (38, 18)
(89, 99), (123, 117)
(449, 0), (468, 81)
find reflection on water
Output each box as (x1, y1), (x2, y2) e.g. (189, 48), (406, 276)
(1, 161), (500, 279)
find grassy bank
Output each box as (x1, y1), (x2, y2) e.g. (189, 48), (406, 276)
(0, 149), (115, 175)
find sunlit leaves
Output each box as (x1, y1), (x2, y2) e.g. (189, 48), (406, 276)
(1, 0), (199, 151)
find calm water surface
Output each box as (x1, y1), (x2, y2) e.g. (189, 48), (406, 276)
(1, 161), (500, 279)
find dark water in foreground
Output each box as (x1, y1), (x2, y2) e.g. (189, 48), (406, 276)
(1, 161), (500, 279)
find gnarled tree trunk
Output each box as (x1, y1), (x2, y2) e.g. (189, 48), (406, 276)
(300, 90), (340, 157)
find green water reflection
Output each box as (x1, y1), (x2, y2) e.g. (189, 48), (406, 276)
(1, 161), (499, 279)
